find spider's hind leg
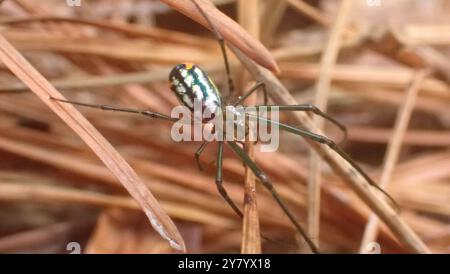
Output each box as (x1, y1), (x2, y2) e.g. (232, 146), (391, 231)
(249, 113), (400, 212)
(216, 141), (243, 218)
(253, 104), (348, 143)
(227, 141), (320, 254)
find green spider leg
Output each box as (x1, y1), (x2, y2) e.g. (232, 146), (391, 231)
(231, 81), (347, 141)
(194, 141), (209, 171)
(248, 113), (399, 212)
(227, 141), (320, 254)
(49, 97), (177, 122)
(232, 81), (268, 106)
(215, 141), (244, 218)
(253, 105), (348, 141)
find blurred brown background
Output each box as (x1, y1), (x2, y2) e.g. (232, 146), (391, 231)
(0, 0), (448, 253)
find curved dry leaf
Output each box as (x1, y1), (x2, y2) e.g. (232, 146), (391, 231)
(0, 33), (186, 252)
(160, 0), (280, 73)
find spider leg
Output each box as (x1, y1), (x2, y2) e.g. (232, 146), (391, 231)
(232, 81), (268, 106)
(191, 0), (235, 99)
(194, 141), (209, 171)
(216, 141), (244, 218)
(215, 142), (297, 247)
(249, 114), (400, 212)
(253, 104), (348, 141)
(50, 97), (178, 122)
(227, 141), (319, 254)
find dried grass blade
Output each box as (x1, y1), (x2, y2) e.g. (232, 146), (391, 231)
(359, 69), (431, 253)
(238, 0), (261, 254)
(308, 0), (353, 248)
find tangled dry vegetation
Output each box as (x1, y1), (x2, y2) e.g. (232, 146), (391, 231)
(0, 0), (448, 254)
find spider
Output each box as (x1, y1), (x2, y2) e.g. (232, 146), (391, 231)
(50, 0), (397, 254)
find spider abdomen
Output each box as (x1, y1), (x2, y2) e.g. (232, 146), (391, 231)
(169, 63), (221, 121)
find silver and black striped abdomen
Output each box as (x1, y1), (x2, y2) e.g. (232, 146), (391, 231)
(169, 63), (221, 121)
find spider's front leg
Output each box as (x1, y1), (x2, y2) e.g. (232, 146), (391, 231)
(232, 81), (268, 106)
(49, 97), (177, 122)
